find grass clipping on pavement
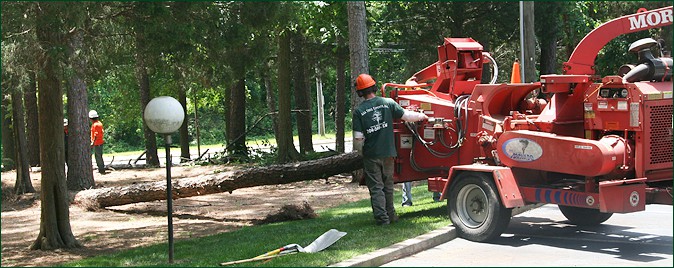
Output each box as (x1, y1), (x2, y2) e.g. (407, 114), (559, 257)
(64, 184), (450, 267)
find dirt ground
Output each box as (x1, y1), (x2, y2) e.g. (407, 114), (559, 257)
(1, 164), (370, 267)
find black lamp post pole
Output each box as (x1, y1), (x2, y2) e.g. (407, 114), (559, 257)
(165, 134), (174, 263)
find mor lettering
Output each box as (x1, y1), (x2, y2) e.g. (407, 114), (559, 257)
(628, 9), (673, 30)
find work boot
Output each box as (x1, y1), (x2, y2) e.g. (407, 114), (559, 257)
(388, 213), (399, 223)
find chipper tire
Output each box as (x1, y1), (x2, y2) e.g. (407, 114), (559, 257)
(558, 205), (613, 226)
(448, 172), (512, 242)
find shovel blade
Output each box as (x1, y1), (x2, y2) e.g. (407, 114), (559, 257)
(301, 229), (347, 253)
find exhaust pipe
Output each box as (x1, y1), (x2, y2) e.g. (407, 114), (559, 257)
(622, 38), (673, 83)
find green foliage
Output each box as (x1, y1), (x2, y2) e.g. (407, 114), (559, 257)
(247, 139), (279, 165)
(3, 1), (670, 157)
(63, 184), (449, 267)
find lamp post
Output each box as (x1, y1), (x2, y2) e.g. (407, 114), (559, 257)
(143, 96), (185, 263)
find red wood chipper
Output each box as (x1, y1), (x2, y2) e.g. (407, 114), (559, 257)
(388, 6), (673, 241)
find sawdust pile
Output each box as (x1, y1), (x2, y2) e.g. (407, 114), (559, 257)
(255, 202), (318, 224)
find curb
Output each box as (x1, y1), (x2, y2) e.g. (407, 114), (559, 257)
(329, 226), (457, 267)
(329, 204), (542, 267)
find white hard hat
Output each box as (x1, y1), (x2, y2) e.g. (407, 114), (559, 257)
(63, 119), (68, 126)
(89, 110), (99, 118)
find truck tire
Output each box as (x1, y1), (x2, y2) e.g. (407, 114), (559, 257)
(558, 205), (613, 225)
(448, 172), (512, 242)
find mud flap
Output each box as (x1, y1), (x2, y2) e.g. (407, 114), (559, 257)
(598, 178), (646, 213)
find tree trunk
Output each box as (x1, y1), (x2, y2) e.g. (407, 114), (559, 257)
(66, 29), (95, 191)
(134, 27), (159, 167)
(448, 2), (467, 37)
(12, 87), (34, 194)
(347, 1), (369, 111)
(74, 152), (363, 209)
(536, 2), (558, 75)
(223, 76), (231, 149)
(276, 30), (300, 163)
(1, 94), (16, 170)
(263, 59), (279, 138)
(347, 1), (369, 182)
(335, 35), (347, 153)
(522, 1), (536, 82)
(32, 2), (80, 249)
(291, 30), (314, 154)
(178, 86), (190, 162)
(228, 49), (247, 157)
(24, 71), (40, 167)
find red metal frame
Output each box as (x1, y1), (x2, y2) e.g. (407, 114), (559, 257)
(406, 38), (485, 98)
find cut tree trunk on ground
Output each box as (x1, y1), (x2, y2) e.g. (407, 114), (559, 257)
(73, 152), (363, 210)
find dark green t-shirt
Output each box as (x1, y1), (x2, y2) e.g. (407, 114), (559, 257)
(352, 96), (405, 158)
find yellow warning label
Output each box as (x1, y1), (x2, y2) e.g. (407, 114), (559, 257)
(644, 93), (662, 100)
(605, 121), (619, 129)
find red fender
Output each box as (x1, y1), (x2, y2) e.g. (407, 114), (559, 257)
(442, 165), (525, 208)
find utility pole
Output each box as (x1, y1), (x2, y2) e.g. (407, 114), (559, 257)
(316, 68), (326, 136)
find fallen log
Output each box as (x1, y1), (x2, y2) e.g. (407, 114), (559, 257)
(74, 152), (363, 210)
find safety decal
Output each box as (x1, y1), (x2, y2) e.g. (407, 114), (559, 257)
(482, 119), (495, 132)
(629, 102), (640, 127)
(617, 101), (628, 111)
(629, 191), (640, 207)
(583, 103), (593, 111)
(598, 101), (608, 109)
(400, 134), (413, 149)
(423, 128), (435, 139)
(584, 103), (595, 119)
(501, 138), (543, 162)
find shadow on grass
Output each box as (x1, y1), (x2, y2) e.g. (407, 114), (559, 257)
(399, 204), (447, 219)
(107, 208), (254, 224)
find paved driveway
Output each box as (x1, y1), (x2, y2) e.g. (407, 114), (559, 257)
(384, 204), (673, 267)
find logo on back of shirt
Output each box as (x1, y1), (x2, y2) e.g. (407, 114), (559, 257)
(366, 110), (388, 134)
(372, 111), (382, 123)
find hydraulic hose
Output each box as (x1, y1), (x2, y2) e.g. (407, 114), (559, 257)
(484, 53), (499, 84)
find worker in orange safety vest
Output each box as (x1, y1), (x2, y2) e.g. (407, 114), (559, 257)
(89, 110), (107, 174)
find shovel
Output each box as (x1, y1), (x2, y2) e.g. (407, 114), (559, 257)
(219, 229), (347, 266)
(290, 228), (347, 253)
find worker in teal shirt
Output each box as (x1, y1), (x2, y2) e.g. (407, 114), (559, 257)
(352, 74), (428, 225)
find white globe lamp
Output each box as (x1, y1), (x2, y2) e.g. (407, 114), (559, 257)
(144, 96), (185, 134)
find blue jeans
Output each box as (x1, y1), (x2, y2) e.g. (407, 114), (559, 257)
(402, 182), (442, 205)
(433, 191), (441, 202)
(402, 182), (413, 206)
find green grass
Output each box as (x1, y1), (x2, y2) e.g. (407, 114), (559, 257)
(63, 184), (449, 267)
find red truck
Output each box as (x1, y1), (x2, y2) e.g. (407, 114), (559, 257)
(389, 6), (673, 241)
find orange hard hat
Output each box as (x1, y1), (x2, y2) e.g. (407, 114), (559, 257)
(355, 74), (376, 90)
